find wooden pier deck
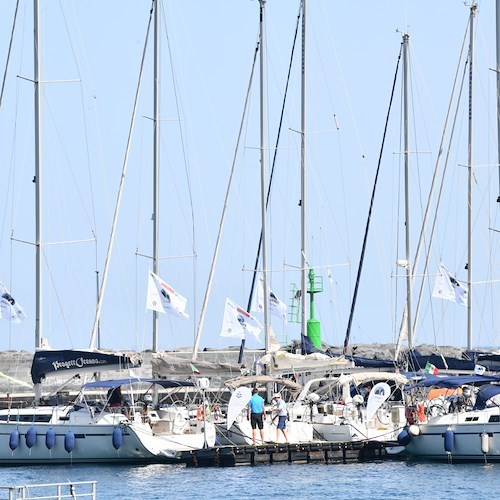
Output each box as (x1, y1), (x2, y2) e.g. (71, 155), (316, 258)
(179, 441), (405, 467)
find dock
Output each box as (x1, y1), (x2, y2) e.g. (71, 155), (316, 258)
(179, 441), (404, 467)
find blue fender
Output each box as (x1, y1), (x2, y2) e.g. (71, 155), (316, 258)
(9, 430), (20, 451)
(397, 429), (410, 446)
(64, 431), (76, 453)
(444, 428), (454, 453)
(112, 427), (123, 450)
(45, 428), (56, 450)
(26, 427), (37, 448)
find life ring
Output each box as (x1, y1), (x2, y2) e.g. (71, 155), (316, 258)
(405, 406), (418, 425)
(211, 404), (221, 421)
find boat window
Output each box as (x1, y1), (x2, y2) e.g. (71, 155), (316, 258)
(488, 415), (500, 423)
(0, 414), (52, 423)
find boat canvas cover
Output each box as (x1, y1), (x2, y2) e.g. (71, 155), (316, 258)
(474, 385), (500, 409)
(31, 349), (141, 384)
(405, 374), (500, 390)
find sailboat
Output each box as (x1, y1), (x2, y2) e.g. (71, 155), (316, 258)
(288, 372), (408, 443)
(213, 0), (355, 446)
(0, 0), (215, 464)
(399, 3), (500, 461)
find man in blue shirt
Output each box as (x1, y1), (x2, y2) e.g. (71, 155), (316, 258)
(247, 388), (265, 445)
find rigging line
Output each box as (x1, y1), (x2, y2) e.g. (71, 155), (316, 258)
(0, 1), (20, 256)
(191, 37), (261, 362)
(162, 8), (198, 344)
(408, 21), (469, 348)
(57, 0), (97, 235)
(89, 1), (155, 350)
(0, 0), (19, 109)
(63, 2), (110, 305)
(0, 0), (19, 107)
(342, 43), (403, 356)
(163, 7), (196, 250)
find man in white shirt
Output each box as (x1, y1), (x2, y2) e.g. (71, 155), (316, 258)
(271, 393), (289, 443)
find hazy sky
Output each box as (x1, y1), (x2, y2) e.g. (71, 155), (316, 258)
(0, 0), (498, 355)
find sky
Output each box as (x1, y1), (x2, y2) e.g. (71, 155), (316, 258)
(0, 0), (498, 356)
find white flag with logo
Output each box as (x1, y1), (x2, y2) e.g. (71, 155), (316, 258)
(226, 386), (252, 431)
(220, 298), (262, 342)
(251, 277), (288, 324)
(366, 382), (391, 420)
(0, 281), (27, 323)
(146, 272), (189, 319)
(432, 263), (468, 306)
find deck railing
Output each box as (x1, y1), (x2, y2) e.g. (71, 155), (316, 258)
(0, 480), (96, 499)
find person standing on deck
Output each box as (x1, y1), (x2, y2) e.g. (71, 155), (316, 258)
(247, 388), (266, 445)
(272, 393), (289, 443)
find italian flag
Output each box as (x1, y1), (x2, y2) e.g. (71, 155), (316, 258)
(425, 362), (439, 375)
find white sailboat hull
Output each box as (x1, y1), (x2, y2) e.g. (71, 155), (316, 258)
(0, 422), (160, 464)
(0, 405), (215, 464)
(404, 409), (500, 461)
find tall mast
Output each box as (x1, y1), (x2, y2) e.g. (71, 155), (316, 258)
(466, 4), (476, 350)
(259, 0), (270, 354)
(300, 0), (308, 337)
(497, 0), (500, 202)
(34, 0), (42, 352)
(402, 33), (413, 349)
(152, 0), (161, 352)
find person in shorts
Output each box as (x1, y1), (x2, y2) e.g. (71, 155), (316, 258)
(247, 388), (265, 445)
(272, 393), (289, 443)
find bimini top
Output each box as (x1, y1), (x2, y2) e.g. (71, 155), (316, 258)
(405, 374), (500, 390)
(474, 384), (500, 410)
(82, 378), (195, 390)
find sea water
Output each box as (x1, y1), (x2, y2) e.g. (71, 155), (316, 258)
(0, 460), (496, 499)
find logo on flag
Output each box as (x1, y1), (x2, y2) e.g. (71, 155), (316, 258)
(0, 281), (27, 323)
(220, 298), (262, 342)
(425, 362), (439, 375)
(432, 263), (468, 306)
(474, 364), (486, 376)
(146, 272), (189, 319)
(251, 277), (288, 324)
